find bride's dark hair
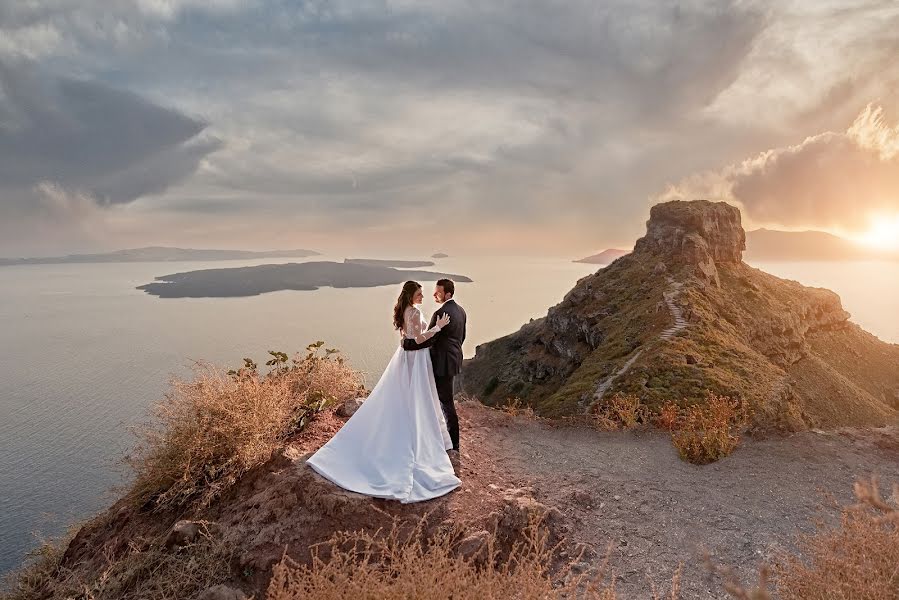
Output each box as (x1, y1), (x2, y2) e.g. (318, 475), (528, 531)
(393, 281), (422, 331)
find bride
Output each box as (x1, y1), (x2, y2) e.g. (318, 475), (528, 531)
(306, 281), (462, 503)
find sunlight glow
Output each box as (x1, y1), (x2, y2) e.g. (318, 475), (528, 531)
(856, 215), (899, 250)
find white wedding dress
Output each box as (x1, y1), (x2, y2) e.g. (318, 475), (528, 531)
(306, 306), (461, 503)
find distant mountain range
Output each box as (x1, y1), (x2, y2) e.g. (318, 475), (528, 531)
(744, 229), (897, 261)
(0, 246), (320, 266)
(575, 229), (897, 264)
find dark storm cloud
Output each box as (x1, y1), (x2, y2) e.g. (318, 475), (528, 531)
(0, 60), (219, 207)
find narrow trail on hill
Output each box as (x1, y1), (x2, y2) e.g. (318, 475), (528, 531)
(660, 279), (688, 341)
(463, 402), (899, 599)
(592, 279), (688, 406)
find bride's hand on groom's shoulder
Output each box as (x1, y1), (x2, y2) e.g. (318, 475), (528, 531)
(436, 313), (451, 330)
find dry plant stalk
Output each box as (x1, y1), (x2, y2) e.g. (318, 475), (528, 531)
(654, 401), (680, 431)
(670, 393), (749, 464)
(266, 517), (618, 600)
(1, 524), (234, 600)
(500, 397), (538, 419)
(774, 476), (899, 600)
(125, 344), (363, 511)
(586, 393), (649, 431)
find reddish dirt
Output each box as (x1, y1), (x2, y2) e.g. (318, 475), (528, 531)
(57, 399), (899, 600)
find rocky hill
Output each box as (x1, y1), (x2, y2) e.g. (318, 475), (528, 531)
(462, 200), (899, 429)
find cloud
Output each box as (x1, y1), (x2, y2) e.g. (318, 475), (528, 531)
(660, 104), (899, 232)
(0, 59), (219, 221)
(2, 1), (899, 255)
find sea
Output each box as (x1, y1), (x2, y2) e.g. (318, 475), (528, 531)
(1, 255), (897, 575)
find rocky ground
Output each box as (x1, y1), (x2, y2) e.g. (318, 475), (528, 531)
(43, 398), (899, 600)
(453, 400), (899, 599)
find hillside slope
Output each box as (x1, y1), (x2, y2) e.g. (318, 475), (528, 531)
(462, 200), (899, 429)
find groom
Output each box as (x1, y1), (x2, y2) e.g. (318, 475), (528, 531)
(402, 278), (466, 458)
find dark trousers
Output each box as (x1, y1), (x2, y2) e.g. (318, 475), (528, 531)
(434, 374), (459, 451)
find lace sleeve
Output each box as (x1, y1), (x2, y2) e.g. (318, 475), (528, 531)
(406, 307), (441, 344)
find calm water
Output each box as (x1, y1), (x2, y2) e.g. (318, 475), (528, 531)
(1, 256), (897, 574)
(0, 254), (596, 574)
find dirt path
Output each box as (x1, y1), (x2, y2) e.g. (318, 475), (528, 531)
(660, 280), (688, 341)
(459, 402), (899, 599)
(592, 279), (688, 405)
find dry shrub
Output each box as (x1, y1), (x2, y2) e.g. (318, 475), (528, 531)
(586, 393), (650, 431)
(670, 393), (748, 464)
(654, 401), (680, 431)
(1, 533), (72, 600)
(1, 524), (234, 600)
(500, 397), (538, 419)
(774, 477), (899, 599)
(126, 342), (363, 511)
(266, 518), (617, 600)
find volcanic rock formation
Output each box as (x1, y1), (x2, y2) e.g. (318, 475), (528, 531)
(462, 200), (899, 429)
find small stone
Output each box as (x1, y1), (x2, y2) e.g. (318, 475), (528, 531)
(457, 530), (490, 564)
(336, 397), (365, 418)
(197, 585), (247, 600)
(685, 354), (698, 365)
(165, 520), (200, 549)
(613, 495), (621, 501)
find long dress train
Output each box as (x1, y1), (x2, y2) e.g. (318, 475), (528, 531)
(305, 306), (461, 503)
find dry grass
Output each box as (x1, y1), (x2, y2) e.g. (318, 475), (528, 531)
(584, 393), (650, 431)
(126, 342), (364, 511)
(654, 401), (680, 431)
(1, 531), (73, 600)
(1, 524), (234, 600)
(773, 477), (899, 599)
(670, 393), (749, 464)
(266, 517), (619, 600)
(499, 397), (539, 419)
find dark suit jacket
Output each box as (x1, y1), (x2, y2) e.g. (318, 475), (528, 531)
(402, 299), (466, 376)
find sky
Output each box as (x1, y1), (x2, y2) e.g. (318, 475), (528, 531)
(1, 0), (899, 258)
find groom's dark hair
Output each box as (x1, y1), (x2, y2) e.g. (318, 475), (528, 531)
(436, 278), (455, 297)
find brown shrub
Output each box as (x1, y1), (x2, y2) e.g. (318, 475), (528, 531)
(670, 393), (749, 464)
(266, 518), (618, 600)
(500, 397), (538, 419)
(1, 531), (72, 600)
(774, 477), (899, 600)
(654, 401), (680, 431)
(125, 342), (364, 511)
(585, 393), (650, 431)
(1, 523), (234, 600)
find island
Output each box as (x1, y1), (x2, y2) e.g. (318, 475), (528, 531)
(431, 253), (449, 259)
(137, 261), (473, 298)
(344, 258), (435, 268)
(574, 248), (629, 264)
(0, 246), (320, 266)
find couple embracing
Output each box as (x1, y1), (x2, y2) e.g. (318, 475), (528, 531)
(307, 278), (467, 503)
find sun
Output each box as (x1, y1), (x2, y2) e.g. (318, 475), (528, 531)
(854, 215), (899, 251)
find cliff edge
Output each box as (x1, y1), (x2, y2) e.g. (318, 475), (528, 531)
(462, 200), (899, 429)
